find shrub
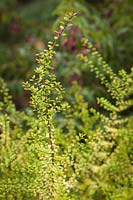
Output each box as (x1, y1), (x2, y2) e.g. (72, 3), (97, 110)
(0, 12), (133, 199)
(53, 0), (133, 105)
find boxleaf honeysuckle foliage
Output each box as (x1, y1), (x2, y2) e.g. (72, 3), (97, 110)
(0, 12), (133, 200)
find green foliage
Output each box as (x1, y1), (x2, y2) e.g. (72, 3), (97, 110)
(53, 0), (133, 107)
(54, 0), (133, 69)
(0, 0), (59, 108)
(1, 0), (132, 109)
(0, 12), (133, 200)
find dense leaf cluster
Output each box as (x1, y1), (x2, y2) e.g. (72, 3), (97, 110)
(0, 12), (133, 200)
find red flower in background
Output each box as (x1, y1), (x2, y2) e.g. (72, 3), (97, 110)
(62, 26), (83, 52)
(70, 39), (76, 51)
(9, 22), (20, 34)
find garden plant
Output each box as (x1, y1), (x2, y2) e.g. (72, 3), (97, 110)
(0, 11), (133, 200)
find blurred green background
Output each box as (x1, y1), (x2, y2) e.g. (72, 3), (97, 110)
(0, 0), (132, 109)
